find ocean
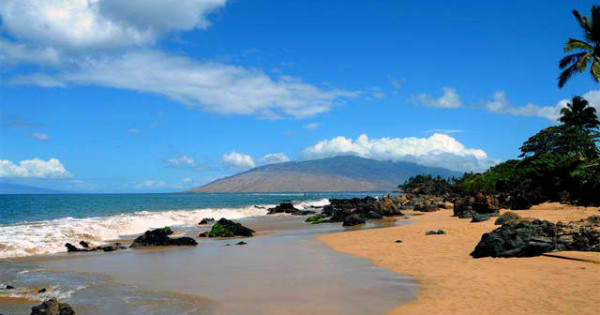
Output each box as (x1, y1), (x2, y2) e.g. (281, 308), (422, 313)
(0, 192), (379, 259)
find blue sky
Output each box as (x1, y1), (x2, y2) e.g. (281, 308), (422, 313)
(1, 0), (599, 193)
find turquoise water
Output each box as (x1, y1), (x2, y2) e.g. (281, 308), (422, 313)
(0, 192), (377, 225)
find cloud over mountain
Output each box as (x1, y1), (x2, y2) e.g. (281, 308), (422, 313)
(301, 133), (496, 172)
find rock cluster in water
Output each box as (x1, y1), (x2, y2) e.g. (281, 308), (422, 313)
(198, 217), (215, 225)
(131, 227), (198, 247)
(199, 218), (254, 237)
(306, 196), (404, 226)
(31, 298), (75, 315)
(65, 241), (127, 253)
(267, 202), (316, 215)
(471, 216), (600, 258)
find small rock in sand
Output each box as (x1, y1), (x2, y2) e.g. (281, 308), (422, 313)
(425, 229), (446, 235)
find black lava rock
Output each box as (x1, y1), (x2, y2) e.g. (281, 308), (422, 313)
(342, 214), (366, 226)
(131, 227), (198, 247)
(470, 218), (600, 258)
(199, 218), (254, 238)
(471, 213), (491, 223)
(425, 229), (446, 235)
(31, 298), (75, 315)
(198, 218), (215, 225)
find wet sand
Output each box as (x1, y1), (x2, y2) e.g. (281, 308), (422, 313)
(2, 215), (415, 314)
(318, 203), (600, 315)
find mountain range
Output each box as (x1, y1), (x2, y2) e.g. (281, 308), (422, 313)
(188, 156), (461, 193)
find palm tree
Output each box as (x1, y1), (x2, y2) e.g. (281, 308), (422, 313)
(559, 96), (600, 130)
(558, 6), (600, 88)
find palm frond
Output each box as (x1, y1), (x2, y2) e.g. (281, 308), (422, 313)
(573, 9), (594, 41)
(564, 38), (594, 52)
(576, 53), (592, 70)
(559, 52), (586, 68)
(591, 57), (600, 82)
(559, 60), (584, 87)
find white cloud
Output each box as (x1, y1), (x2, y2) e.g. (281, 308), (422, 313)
(483, 90), (600, 121)
(135, 179), (167, 189)
(0, 39), (60, 66)
(485, 91), (560, 120)
(127, 128), (140, 135)
(0, 158), (72, 178)
(166, 154), (197, 169)
(372, 92), (387, 99)
(31, 132), (51, 141)
(1, 1), (356, 120)
(411, 87), (463, 108)
(301, 134), (495, 172)
(9, 51), (356, 119)
(220, 151), (256, 171)
(304, 122), (321, 130)
(0, 0), (227, 52)
(260, 153), (290, 165)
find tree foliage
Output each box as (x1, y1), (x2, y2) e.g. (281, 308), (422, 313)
(559, 6), (600, 87)
(400, 174), (454, 196)
(445, 96), (600, 207)
(558, 96), (600, 130)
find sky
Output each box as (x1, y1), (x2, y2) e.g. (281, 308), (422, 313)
(1, 0), (599, 193)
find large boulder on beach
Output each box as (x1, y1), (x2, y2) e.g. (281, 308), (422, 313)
(131, 227), (198, 247)
(31, 298), (75, 315)
(267, 202), (315, 215)
(494, 211), (522, 225)
(471, 219), (556, 258)
(199, 218), (254, 237)
(471, 216), (600, 258)
(379, 197), (403, 216)
(453, 193), (499, 219)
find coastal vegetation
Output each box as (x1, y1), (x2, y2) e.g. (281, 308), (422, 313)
(401, 97), (600, 209)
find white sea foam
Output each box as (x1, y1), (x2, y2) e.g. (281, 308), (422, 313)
(0, 198), (332, 260)
(295, 198), (330, 209)
(0, 284), (88, 301)
(0, 206), (269, 259)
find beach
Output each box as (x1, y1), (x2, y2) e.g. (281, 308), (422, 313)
(319, 203), (600, 315)
(2, 195), (600, 314)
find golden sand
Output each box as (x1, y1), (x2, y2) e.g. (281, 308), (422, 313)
(318, 203), (600, 315)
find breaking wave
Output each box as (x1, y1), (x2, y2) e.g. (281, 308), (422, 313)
(0, 199), (330, 259)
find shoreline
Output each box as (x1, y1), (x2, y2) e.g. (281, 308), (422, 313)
(1, 214), (415, 314)
(318, 203), (600, 315)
